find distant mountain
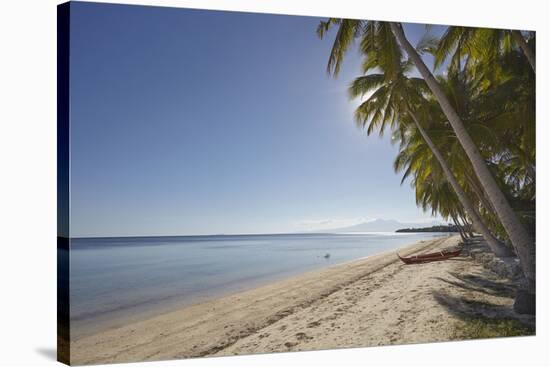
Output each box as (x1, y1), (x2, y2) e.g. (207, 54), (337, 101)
(332, 219), (444, 233)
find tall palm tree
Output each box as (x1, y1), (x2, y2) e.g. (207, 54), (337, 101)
(347, 55), (512, 256)
(388, 22), (535, 304)
(433, 67), (535, 240)
(394, 142), (469, 242)
(391, 107), (511, 256)
(318, 19), (535, 312)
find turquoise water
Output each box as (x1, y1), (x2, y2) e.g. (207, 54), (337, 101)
(69, 232), (448, 338)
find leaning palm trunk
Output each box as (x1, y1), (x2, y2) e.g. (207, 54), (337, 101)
(511, 30), (536, 73)
(452, 215), (467, 243)
(454, 210), (469, 238)
(455, 214), (469, 239)
(407, 108), (512, 257)
(464, 172), (505, 236)
(465, 171), (496, 217)
(392, 23), (535, 311)
(459, 214), (475, 238)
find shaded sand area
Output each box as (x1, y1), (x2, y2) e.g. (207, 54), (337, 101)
(71, 235), (534, 365)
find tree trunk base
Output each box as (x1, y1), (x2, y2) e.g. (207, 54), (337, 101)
(513, 289), (536, 315)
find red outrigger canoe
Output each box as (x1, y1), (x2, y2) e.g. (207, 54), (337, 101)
(397, 248), (462, 265)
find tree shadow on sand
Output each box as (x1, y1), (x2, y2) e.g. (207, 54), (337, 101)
(432, 290), (512, 320)
(431, 268), (535, 331)
(432, 289), (535, 337)
(434, 271), (516, 298)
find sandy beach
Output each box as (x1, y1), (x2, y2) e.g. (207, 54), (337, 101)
(70, 235), (533, 365)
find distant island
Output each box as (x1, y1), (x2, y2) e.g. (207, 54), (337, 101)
(396, 224), (459, 233)
(330, 218), (443, 233)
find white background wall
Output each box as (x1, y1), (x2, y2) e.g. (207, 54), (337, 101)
(0, 0), (547, 366)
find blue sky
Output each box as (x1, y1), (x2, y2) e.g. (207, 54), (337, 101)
(69, 2), (445, 236)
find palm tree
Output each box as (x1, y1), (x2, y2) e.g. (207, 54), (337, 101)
(394, 142), (469, 242)
(318, 19), (535, 312)
(433, 66), (535, 241)
(347, 52), (512, 256)
(391, 106), (511, 256)
(388, 22), (535, 306)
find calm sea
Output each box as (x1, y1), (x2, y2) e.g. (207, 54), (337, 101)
(69, 232), (448, 338)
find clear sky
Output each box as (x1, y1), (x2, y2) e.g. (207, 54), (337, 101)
(69, 2), (445, 237)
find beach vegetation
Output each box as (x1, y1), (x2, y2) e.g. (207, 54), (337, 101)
(317, 20), (535, 313)
(453, 317), (535, 339)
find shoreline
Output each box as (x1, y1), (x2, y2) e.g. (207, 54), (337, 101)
(70, 233), (449, 340)
(71, 235), (457, 364)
